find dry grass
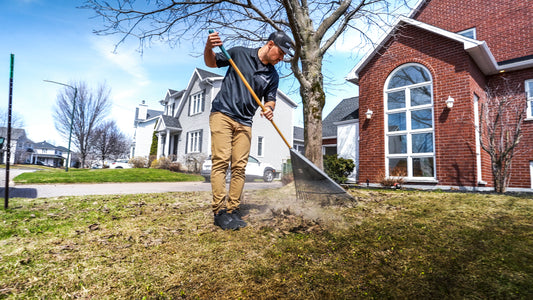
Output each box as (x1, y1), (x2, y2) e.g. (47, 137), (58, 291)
(1, 185), (532, 299)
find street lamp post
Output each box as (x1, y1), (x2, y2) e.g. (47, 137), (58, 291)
(43, 80), (77, 172)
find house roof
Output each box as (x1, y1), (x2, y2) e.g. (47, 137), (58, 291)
(197, 68), (223, 80)
(33, 141), (57, 149)
(146, 109), (163, 119)
(160, 115), (181, 129)
(134, 106), (163, 122)
(346, 17), (533, 84)
(322, 97), (359, 138)
(0, 127), (27, 140)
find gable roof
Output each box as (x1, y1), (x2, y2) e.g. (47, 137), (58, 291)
(33, 141), (57, 149)
(197, 68), (223, 80)
(346, 17), (533, 85)
(322, 97), (359, 138)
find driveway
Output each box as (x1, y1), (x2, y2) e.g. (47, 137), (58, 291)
(0, 167), (283, 198)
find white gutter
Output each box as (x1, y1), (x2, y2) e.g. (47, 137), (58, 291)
(346, 17), (533, 85)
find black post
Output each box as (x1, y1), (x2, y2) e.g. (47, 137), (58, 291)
(5, 54), (14, 209)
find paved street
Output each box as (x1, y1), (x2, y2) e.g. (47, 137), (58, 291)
(0, 168), (282, 199)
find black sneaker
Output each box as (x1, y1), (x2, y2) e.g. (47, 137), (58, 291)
(229, 210), (247, 228)
(214, 209), (239, 230)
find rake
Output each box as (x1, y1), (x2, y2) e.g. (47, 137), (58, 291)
(210, 30), (354, 203)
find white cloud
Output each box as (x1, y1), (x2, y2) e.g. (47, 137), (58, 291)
(90, 36), (151, 87)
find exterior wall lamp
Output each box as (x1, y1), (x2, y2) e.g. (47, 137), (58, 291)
(446, 96), (455, 108)
(365, 109), (374, 119)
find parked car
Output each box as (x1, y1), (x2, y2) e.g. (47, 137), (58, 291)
(201, 155), (276, 182)
(109, 159), (132, 169)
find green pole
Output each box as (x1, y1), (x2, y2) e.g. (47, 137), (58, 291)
(5, 54), (14, 209)
(65, 87), (77, 172)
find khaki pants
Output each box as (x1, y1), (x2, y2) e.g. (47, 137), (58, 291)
(209, 112), (252, 214)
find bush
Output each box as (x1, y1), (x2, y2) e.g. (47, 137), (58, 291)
(379, 169), (405, 189)
(129, 157), (148, 168)
(169, 162), (182, 172)
(148, 155), (157, 168)
(323, 154), (355, 184)
(151, 157), (171, 169)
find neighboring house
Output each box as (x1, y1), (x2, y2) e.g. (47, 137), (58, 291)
(0, 127), (33, 164)
(321, 97), (359, 155)
(292, 126), (304, 154)
(55, 145), (79, 168)
(150, 67), (298, 172)
(130, 100), (164, 158)
(320, 97), (359, 182)
(30, 141), (65, 167)
(346, 0), (533, 191)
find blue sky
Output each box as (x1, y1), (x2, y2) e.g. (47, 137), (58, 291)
(0, 0), (412, 147)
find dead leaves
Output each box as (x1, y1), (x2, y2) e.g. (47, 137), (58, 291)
(260, 208), (323, 236)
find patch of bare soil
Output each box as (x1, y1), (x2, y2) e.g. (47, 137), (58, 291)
(237, 182), (356, 235)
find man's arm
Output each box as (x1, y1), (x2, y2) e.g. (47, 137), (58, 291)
(204, 32), (222, 68)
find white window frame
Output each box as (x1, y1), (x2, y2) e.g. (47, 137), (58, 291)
(187, 130), (202, 153)
(526, 79), (533, 120)
(473, 93), (485, 184)
(189, 92), (204, 116)
(530, 161), (533, 189)
(384, 63), (436, 181)
(257, 136), (264, 157)
(322, 145), (337, 156)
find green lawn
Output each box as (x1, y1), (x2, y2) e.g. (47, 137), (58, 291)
(1, 186), (531, 298)
(13, 168), (204, 184)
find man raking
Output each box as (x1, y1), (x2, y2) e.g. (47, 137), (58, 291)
(204, 30), (294, 230)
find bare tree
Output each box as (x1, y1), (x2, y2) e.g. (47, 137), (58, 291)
(53, 81), (112, 168)
(480, 80), (527, 193)
(90, 120), (130, 165)
(0, 108), (25, 128)
(83, 0), (413, 168)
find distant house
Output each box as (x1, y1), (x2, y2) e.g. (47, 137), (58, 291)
(134, 68), (298, 172)
(0, 127), (32, 164)
(319, 97), (359, 182)
(30, 141), (65, 167)
(130, 100), (164, 159)
(346, 0), (533, 191)
(292, 126), (304, 154)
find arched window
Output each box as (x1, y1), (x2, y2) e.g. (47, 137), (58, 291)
(384, 64), (435, 179)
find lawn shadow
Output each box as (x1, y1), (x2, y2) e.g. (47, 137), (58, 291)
(0, 187), (38, 198)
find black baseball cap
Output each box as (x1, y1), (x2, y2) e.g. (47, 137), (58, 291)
(268, 31), (294, 57)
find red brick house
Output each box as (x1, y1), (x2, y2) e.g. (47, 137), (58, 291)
(347, 0), (533, 191)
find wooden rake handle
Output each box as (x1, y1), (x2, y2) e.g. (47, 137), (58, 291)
(209, 30), (293, 149)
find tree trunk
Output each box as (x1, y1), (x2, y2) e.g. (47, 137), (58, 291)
(493, 162), (506, 193)
(297, 48), (326, 169)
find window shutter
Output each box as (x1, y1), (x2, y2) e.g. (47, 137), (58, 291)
(199, 129), (203, 152)
(185, 132), (189, 154)
(201, 90), (206, 113)
(188, 95), (192, 116)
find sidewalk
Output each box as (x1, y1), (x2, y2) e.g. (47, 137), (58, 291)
(1, 181), (283, 199)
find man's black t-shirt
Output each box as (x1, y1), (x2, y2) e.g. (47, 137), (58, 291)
(211, 46), (279, 127)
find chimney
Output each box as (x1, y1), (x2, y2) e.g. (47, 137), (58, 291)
(138, 100), (148, 120)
